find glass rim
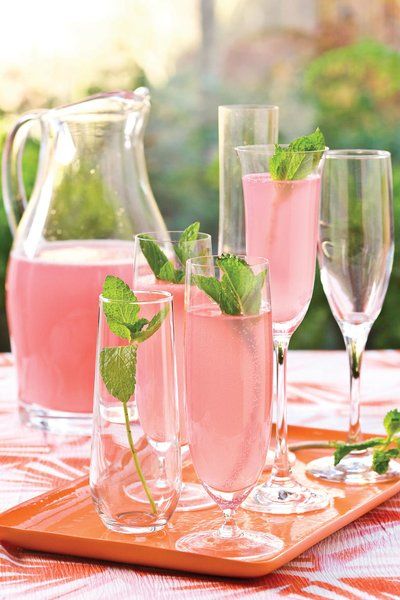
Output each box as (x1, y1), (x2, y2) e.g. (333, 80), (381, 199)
(235, 144), (328, 155)
(219, 104), (279, 110)
(99, 289), (173, 306)
(187, 254), (270, 269)
(325, 149), (391, 160)
(134, 231), (211, 244)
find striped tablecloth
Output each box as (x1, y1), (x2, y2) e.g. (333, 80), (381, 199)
(0, 351), (399, 599)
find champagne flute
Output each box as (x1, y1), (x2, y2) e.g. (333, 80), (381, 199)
(91, 290), (181, 533)
(236, 145), (330, 514)
(176, 255), (283, 559)
(133, 231), (214, 510)
(306, 149), (400, 484)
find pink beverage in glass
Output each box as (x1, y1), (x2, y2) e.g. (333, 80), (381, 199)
(6, 240), (133, 414)
(185, 307), (273, 496)
(242, 174), (320, 326)
(134, 268), (186, 442)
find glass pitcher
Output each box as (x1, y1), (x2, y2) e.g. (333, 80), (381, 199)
(3, 88), (168, 434)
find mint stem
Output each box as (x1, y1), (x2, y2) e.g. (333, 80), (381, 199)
(288, 441), (334, 451)
(122, 400), (157, 515)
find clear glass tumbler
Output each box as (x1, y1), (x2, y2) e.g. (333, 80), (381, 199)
(218, 105), (279, 255)
(90, 290), (181, 534)
(133, 230), (214, 511)
(176, 255), (283, 559)
(236, 145), (330, 514)
(307, 149), (400, 484)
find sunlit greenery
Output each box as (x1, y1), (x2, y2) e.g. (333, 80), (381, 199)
(1, 39), (400, 351)
(299, 40), (400, 350)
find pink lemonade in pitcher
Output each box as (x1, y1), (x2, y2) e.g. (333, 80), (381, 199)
(134, 268), (187, 442)
(6, 240), (133, 417)
(243, 173), (320, 327)
(185, 307), (273, 495)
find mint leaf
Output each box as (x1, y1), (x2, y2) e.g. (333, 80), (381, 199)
(193, 275), (221, 305)
(139, 234), (178, 283)
(269, 145), (288, 180)
(103, 275), (137, 303)
(126, 318), (149, 337)
(104, 321), (132, 341)
(270, 128), (325, 181)
(220, 275), (242, 315)
(139, 234), (185, 284)
(132, 306), (169, 342)
(192, 254), (266, 316)
(140, 223), (205, 284)
(242, 271), (266, 315)
(100, 345), (137, 403)
(384, 409), (400, 438)
(102, 276), (139, 340)
(158, 260), (180, 283)
(217, 254), (265, 316)
(288, 127), (325, 152)
(175, 222), (200, 267)
(372, 448), (400, 475)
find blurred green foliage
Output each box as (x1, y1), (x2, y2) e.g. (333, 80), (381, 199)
(0, 137), (38, 351)
(1, 39), (400, 351)
(294, 39), (400, 350)
(146, 74), (219, 241)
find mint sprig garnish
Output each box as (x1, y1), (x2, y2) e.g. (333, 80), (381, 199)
(99, 275), (169, 514)
(139, 221), (202, 284)
(270, 128), (325, 181)
(290, 409), (400, 475)
(300, 408), (400, 475)
(324, 409), (400, 474)
(100, 345), (137, 404)
(194, 254), (266, 316)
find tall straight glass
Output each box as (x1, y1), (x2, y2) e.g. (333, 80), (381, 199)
(237, 145), (329, 514)
(90, 291), (181, 534)
(176, 256), (283, 559)
(218, 105), (279, 255)
(307, 150), (400, 484)
(133, 231), (213, 511)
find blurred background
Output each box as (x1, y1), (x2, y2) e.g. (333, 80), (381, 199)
(1, 0), (400, 351)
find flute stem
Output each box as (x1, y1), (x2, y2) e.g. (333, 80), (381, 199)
(272, 337), (291, 479)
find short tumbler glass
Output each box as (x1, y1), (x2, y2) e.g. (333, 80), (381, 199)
(90, 290), (181, 534)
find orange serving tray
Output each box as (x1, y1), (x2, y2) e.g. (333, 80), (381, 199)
(0, 425), (399, 579)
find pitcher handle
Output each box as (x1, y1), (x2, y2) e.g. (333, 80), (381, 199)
(1, 111), (46, 235)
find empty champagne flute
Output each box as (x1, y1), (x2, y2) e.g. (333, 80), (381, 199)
(218, 104), (279, 255)
(306, 149), (400, 484)
(236, 143), (330, 514)
(176, 255), (283, 559)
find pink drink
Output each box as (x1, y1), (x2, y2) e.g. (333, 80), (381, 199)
(134, 269), (187, 442)
(243, 174), (320, 326)
(6, 241), (133, 414)
(185, 307), (273, 494)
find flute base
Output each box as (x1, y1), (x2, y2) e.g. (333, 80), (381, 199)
(126, 481), (214, 512)
(243, 476), (330, 514)
(176, 528), (283, 560)
(176, 483), (215, 512)
(306, 453), (400, 485)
